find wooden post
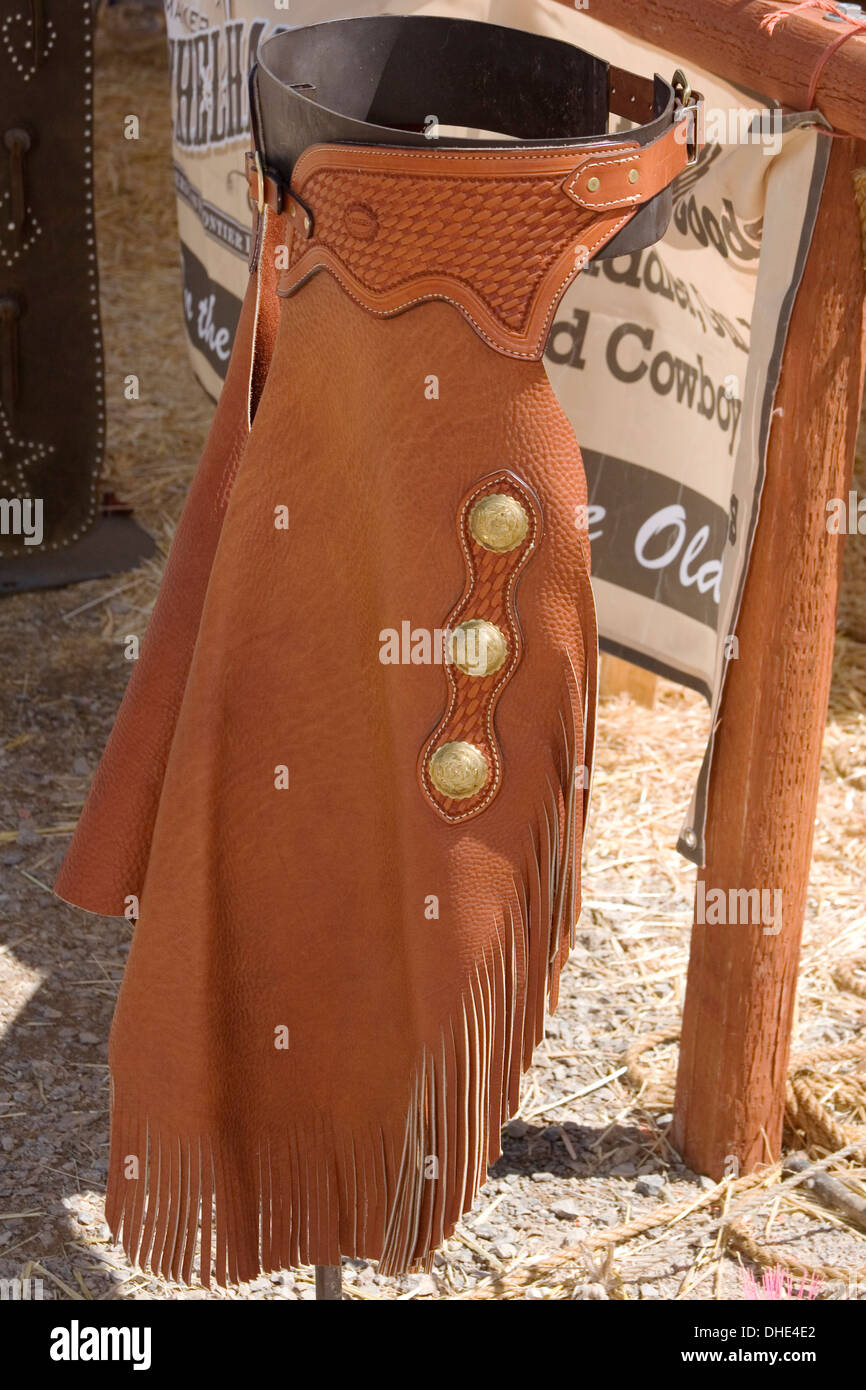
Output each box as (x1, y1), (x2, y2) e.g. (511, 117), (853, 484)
(599, 655), (658, 708)
(553, 0), (866, 140)
(671, 139), (866, 1177)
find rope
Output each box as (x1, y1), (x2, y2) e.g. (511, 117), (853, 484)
(462, 966), (866, 1298)
(791, 1039), (866, 1066)
(625, 992), (866, 1162)
(786, 1074), (859, 1153)
(760, 1), (866, 110)
(624, 1028), (679, 1100)
(455, 1150), (866, 1296)
(833, 953), (866, 1000)
(762, 0), (846, 32)
(582, 1198), (715, 1250)
(450, 1172), (767, 1297)
(545, 1172), (764, 1262)
(725, 1218), (859, 1284)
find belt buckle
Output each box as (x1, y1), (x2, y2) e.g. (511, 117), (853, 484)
(672, 69), (701, 166)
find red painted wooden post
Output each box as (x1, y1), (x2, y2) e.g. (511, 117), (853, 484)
(671, 139), (866, 1176)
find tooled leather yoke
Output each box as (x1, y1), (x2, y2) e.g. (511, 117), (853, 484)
(248, 17), (703, 360)
(274, 142), (653, 360)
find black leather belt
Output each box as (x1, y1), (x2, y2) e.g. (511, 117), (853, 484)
(249, 15), (700, 261)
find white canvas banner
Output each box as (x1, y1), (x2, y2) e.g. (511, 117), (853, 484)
(164, 0), (830, 865)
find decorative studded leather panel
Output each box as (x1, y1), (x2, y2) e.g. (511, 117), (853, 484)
(0, 0), (105, 559)
(419, 471), (542, 822)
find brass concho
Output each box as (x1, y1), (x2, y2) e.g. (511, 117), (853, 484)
(428, 742), (489, 799)
(468, 493), (529, 553)
(449, 619), (508, 678)
(419, 471), (541, 821)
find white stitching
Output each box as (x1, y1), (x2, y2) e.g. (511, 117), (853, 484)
(278, 207), (633, 360)
(291, 139), (635, 182)
(566, 150), (647, 210)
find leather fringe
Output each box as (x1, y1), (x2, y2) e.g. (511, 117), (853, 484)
(105, 662), (587, 1286)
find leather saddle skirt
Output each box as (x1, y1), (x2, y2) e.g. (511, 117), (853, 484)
(54, 16), (700, 1284)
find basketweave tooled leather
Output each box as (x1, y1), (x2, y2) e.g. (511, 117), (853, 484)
(275, 134), (690, 359)
(54, 16), (695, 1286)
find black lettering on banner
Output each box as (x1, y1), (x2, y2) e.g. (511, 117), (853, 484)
(167, 18), (279, 151)
(546, 309), (590, 368)
(548, 316), (744, 458)
(566, 247), (751, 353)
(673, 191), (763, 265)
(174, 165), (251, 261)
(605, 322), (652, 383)
(599, 252), (642, 289)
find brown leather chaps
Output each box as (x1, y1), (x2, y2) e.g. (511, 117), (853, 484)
(55, 17), (700, 1285)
